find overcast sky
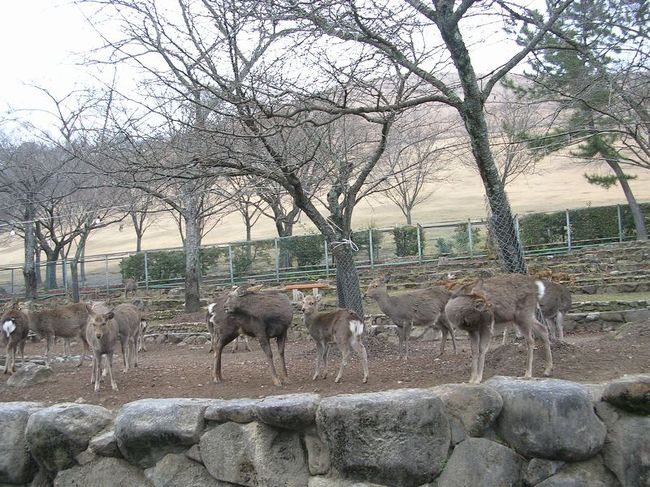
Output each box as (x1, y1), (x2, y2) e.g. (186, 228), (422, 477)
(0, 0), (523, 135)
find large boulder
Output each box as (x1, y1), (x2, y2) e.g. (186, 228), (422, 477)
(602, 374), (650, 414)
(254, 393), (320, 430)
(53, 456), (151, 487)
(435, 437), (524, 487)
(145, 453), (231, 487)
(200, 421), (309, 487)
(430, 384), (503, 437)
(0, 402), (42, 484)
(535, 456), (621, 487)
(316, 389), (450, 487)
(596, 402), (650, 487)
(204, 398), (260, 424)
(114, 399), (209, 468)
(26, 403), (113, 474)
(485, 377), (606, 461)
(89, 430), (121, 458)
(6, 364), (54, 388)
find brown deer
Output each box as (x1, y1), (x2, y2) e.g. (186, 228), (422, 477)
(301, 295), (368, 383)
(207, 297), (251, 354)
(220, 285), (293, 386)
(124, 278), (138, 298)
(1, 302), (30, 374)
(444, 292), (494, 384)
(85, 303), (120, 392)
(454, 274), (553, 380)
(539, 280), (572, 340)
(114, 303), (141, 372)
(363, 274), (456, 359)
(23, 302), (90, 366)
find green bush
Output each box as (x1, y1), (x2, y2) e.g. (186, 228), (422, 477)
(393, 226), (425, 256)
(452, 223), (482, 252)
(435, 238), (452, 255)
(519, 203), (650, 247)
(352, 227), (383, 261)
(278, 233), (325, 267)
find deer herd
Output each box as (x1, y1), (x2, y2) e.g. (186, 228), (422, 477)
(0, 271), (571, 392)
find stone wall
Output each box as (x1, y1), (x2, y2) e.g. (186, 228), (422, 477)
(1, 375), (649, 487)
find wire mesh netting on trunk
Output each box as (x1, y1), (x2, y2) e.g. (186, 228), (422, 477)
(485, 192), (528, 274)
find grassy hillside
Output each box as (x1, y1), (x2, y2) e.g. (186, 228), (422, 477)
(1, 156), (649, 265)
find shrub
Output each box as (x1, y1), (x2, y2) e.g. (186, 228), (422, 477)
(278, 233), (325, 267)
(393, 226), (425, 256)
(352, 227), (383, 261)
(452, 223), (482, 252)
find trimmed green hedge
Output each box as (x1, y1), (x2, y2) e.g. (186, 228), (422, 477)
(393, 226), (425, 256)
(519, 203), (650, 247)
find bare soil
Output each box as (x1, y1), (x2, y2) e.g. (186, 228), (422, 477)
(1, 323), (649, 411)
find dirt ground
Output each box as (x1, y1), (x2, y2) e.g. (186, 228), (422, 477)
(1, 323), (649, 411)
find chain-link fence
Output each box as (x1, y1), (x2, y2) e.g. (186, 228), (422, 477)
(1, 202), (648, 300)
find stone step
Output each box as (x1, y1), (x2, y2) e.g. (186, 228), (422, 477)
(565, 307), (650, 333)
(571, 300), (649, 313)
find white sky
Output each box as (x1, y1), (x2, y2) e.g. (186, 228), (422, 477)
(0, 1), (105, 125)
(0, 1), (525, 137)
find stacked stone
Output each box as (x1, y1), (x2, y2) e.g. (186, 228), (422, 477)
(0, 375), (649, 486)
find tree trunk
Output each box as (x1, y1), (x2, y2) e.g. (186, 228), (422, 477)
(44, 251), (59, 290)
(23, 205), (38, 300)
(605, 157), (648, 241)
(183, 194), (202, 313)
(70, 260), (80, 303)
(437, 7), (527, 274)
(330, 243), (364, 317)
(35, 248), (42, 288)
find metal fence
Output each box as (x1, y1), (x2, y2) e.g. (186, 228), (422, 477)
(0, 202), (647, 298)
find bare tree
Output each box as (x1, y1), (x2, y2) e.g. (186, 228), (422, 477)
(378, 112), (453, 224)
(125, 189), (160, 253)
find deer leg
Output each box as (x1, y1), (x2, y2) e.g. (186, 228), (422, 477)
(244, 336), (252, 352)
(312, 341), (324, 380)
(276, 332), (288, 380)
(321, 344), (330, 379)
(106, 352), (118, 391)
(351, 338), (369, 384)
(19, 339), (26, 366)
(335, 345), (350, 384)
(556, 312), (565, 341)
(258, 336), (282, 387)
(93, 352), (102, 392)
(78, 332), (90, 367)
(475, 322), (493, 384)
(44, 335), (53, 366)
(532, 319), (553, 377)
(501, 326), (508, 345)
(402, 322), (412, 360)
(212, 334), (235, 383)
(468, 330), (480, 384)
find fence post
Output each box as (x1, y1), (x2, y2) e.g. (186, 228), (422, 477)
(416, 224), (423, 263)
(565, 209), (572, 251)
(368, 229), (374, 269)
(62, 259), (68, 294)
(274, 238), (280, 282)
(324, 240), (330, 277)
(105, 255), (109, 294)
(617, 205), (623, 242)
(467, 220), (474, 256)
(228, 245), (234, 285)
(144, 251), (149, 290)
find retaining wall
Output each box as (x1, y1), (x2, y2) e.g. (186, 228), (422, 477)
(1, 375), (649, 487)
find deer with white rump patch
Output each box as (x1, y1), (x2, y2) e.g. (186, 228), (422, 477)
(301, 295), (368, 383)
(1, 302), (29, 374)
(363, 274), (456, 359)
(451, 274), (553, 380)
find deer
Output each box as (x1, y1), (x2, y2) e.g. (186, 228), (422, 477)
(363, 274), (456, 359)
(301, 295), (368, 384)
(207, 297), (251, 354)
(1, 302), (30, 374)
(539, 280), (572, 340)
(452, 274), (553, 380)
(85, 303), (120, 392)
(219, 284), (293, 386)
(131, 298), (149, 352)
(124, 278), (138, 298)
(114, 303), (141, 372)
(444, 292), (494, 384)
(22, 302), (91, 366)
(501, 279), (572, 343)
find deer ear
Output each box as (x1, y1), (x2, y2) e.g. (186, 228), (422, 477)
(105, 311), (115, 320)
(383, 274), (392, 283)
(85, 304), (94, 314)
(315, 294), (322, 302)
